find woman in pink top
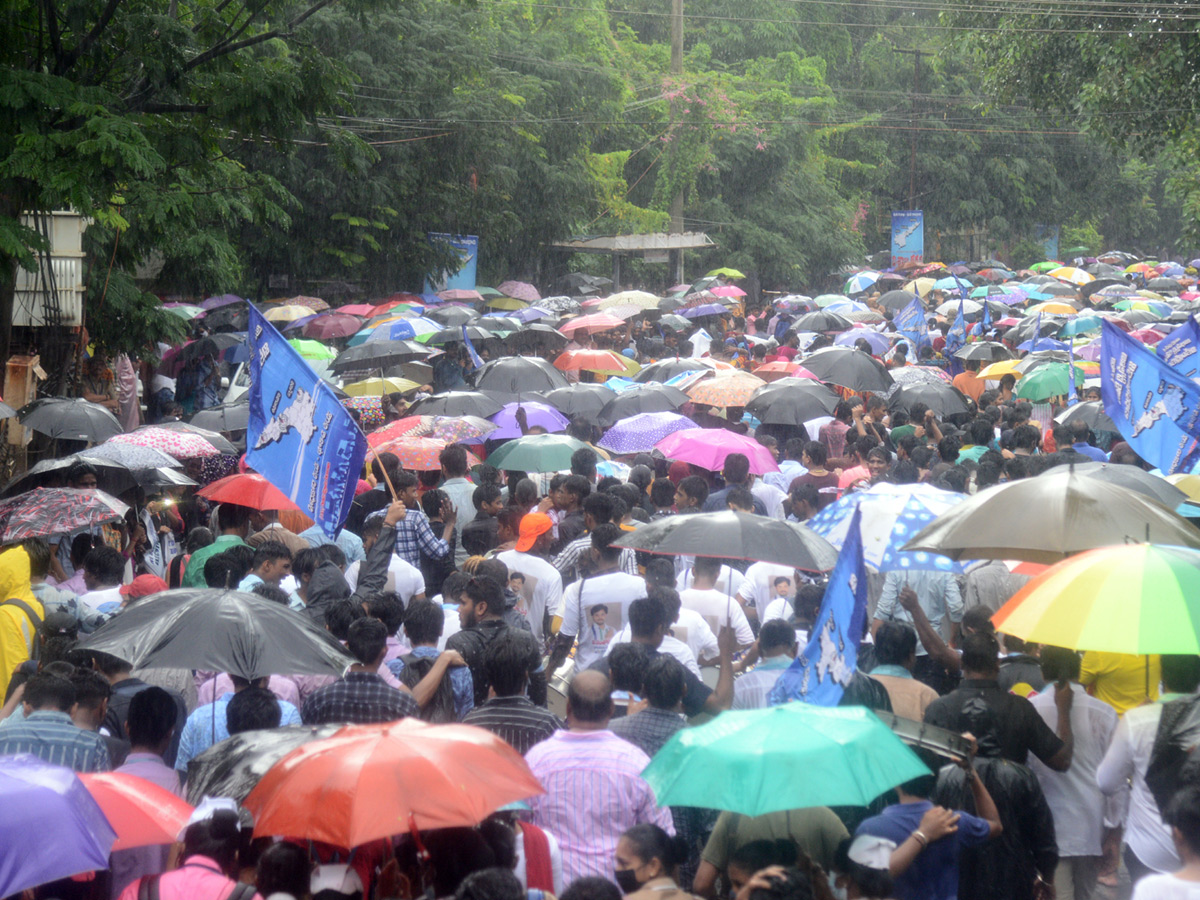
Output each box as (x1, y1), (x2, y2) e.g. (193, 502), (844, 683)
(119, 808), (261, 900)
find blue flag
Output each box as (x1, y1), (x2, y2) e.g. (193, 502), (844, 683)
(462, 324), (484, 370)
(768, 508), (868, 707)
(1029, 311), (1045, 351)
(894, 295), (925, 347)
(246, 305), (368, 538)
(981, 296), (992, 331)
(1067, 340), (1077, 399)
(945, 300), (966, 375)
(1100, 319), (1200, 474)
(1157, 317), (1200, 381)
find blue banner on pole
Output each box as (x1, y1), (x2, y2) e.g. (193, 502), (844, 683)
(894, 295), (926, 348)
(1157, 317), (1200, 381)
(246, 304), (368, 538)
(1100, 319), (1200, 474)
(890, 211), (924, 267)
(768, 508), (868, 707)
(424, 233), (479, 292)
(462, 324), (484, 370)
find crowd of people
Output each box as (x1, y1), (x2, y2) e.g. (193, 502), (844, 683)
(3, 257), (1200, 900)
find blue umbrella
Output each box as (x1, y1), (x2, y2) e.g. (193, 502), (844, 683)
(933, 276), (968, 294)
(681, 303), (726, 318)
(597, 411), (698, 455)
(834, 330), (890, 355)
(1059, 316), (1104, 337)
(1018, 337), (1070, 352)
(366, 317), (441, 342)
(0, 755), (117, 897)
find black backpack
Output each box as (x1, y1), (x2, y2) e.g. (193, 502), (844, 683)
(398, 653), (457, 723)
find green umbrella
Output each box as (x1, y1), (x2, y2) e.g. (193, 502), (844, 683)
(1028, 261), (1063, 273)
(287, 338), (337, 361)
(485, 434), (590, 473)
(1014, 362), (1087, 401)
(641, 704), (930, 816)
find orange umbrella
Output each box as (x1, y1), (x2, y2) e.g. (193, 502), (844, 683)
(752, 361), (818, 382)
(559, 313), (626, 336)
(686, 372), (766, 408)
(198, 473), (301, 512)
(79, 773), (193, 851)
(553, 349), (639, 376)
(243, 720), (545, 846)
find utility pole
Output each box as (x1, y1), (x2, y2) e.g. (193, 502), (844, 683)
(668, 0), (685, 285)
(894, 47), (924, 210)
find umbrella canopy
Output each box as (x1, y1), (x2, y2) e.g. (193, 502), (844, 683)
(952, 342), (1012, 362)
(408, 391), (503, 418)
(794, 310), (851, 332)
(834, 330), (890, 355)
(343, 377), (421, 397)
(18, 397), (123, 443)
(553, 349), (639, 377)
(559, 313), (626, 336)
(331, 340), (428, 373)
(642, 705), (929, 816)
(366, 416), (433, 448)
(597, 290), (660, 311)
(79, 773), (193, 851)
(686, 372), (767, 408)
(485, 434), (590, 473)
(488, 401), (570, 439)
(189, 402), (251, 435)
(85, 441), (181, 470)
(0, 487), (128, 542)
(887, 383), (971, 419)
(540, 384), (618, 418)
(878, 290), (922, 310)
(263, 305), (313, 324)
(902, 469), (1200, 563)
(1054, 401), (1117, 433)
(198, 473), (302, 512)
(752, 361), (818, 382)
(597, 384), (690, 426)
(992, 544), (1200, 654)
(801, 347), (894, 392)
(373, 437), (482, 471)
(152, 422), (238, 455)
(429, 415), (496, 444)
(744, 379), (840, 426)
(613, 510), (838, 570)
(496, 281), (541, 303)
(301, 313), (363, 341)
(187, 724), (342, 804)
(634, 357), (720, 383)
(78, 589), (356, 680)
(654, 428), (778, 475)
(366, 317), (441, 342)
(110, 427), (219, 458)
(424, 305), (479, 327)
(1014, 363), (1087, 401)
(0, 455), (137, 499)
(243, 720), (545, 846)
(287, 338), (337, 361)
(597, 412), (698, 455)
(1043, 461), (1186, 508)
(0, 756), (117, 897)
(475, 356), (570, 395)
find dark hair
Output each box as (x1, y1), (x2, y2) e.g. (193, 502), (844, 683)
(723, 453), (751, 485)
(40, 612), (79, 666)
(570, 448), (598, 478)
(226, 686), (281, 734)
(455, 868), (523, 900)
(961, 606), (996, 635)
(70, 669), (110, 712)
(251, 541), (291, 570)
(395, 470), (418, 492)
(347, 617), (387, 665)
(403, 599), (444, 646)
(463, 575), (504, 618)
(126, 686), (178, 748)
(251, 584), (290, 605)
(66, 461), (99, 485)
(621, 823), (690, 873)
(561, 474), (592, 502)
(833, 837), (894, 898)
(802, 441), (827, 466)
(1162, 654), (1200, 695)
(692, 555), (722, 579)
(1012, 423), (1041, 451)
(566, 672), (612, 723)
(485, 629), (539, 696)
(582, 492), (616, 524)
(609, 642), (651, 694)
(315, 545), (346, 575)
(370, 451), (400, 484)
(1038, 646), (1081, 684)
(217, 503), (253, 532)
(960, 631), (1001, 675)
(472, 483), (503, 510)
(647, 584), (681, 623)
(367, 592), (406, 633)
(182, 808), (242, 872)
(84, 546), (125, 587)
(650, 479), (676, 507)
(874, 622), (918, 667)
(324, 600), (366, 641)
(474, 558), (508, 586)
(898, 747), (941, 798)
(440, 571), (471, 603)
(628, 596), (667, 639)
(22, 537), (51, 579)
(439, 444), (469, 477)
(759, 619), (796, 654)
(24, 673), (76, 710)
(421, 488), (448, 519)
(729, 839), (799, 875)
(1167, 784), (1200, 857)
(596, 475), (622, 494)
(643, 654), (685, 709)
(560, 877), (621, 900)
(590, 523), (622, 562)
(292, 547), (321, 582)
(727, 486), (755, 511)
(90, 650), (133, 677)
(773, 576), (791, 587)
(677, 475), (709, 506)
(70, 532), (98, 565)
(644, 558), (677, 589)
(512, 478), (539, 509)
(256, 841), (311, 900)
(746, 866), (816, 900)
(204, 552), (241, 589)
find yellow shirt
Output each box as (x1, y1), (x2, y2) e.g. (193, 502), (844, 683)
(0, 546), (44, 698)
(1080, 651), (1160, 716)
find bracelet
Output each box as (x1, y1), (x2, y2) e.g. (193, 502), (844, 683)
(911, 830), (929, 848)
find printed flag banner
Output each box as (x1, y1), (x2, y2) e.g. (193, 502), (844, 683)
(769, 508), (868, 707)
(246, 304), (368, 537)
(1157, 317), (1200, 381)
(1101, 319), (1200, 474)
(945, 300), (967, 375)
(894, 296), (926, 348)
(462, 324), (484, 370)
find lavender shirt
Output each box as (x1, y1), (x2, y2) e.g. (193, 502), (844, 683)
(110, 753), (185, 899)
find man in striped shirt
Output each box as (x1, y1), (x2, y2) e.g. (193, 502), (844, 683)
(463, 629), (562, 754)
(0, 672), (110, 771)
(525, 670), (673, 885)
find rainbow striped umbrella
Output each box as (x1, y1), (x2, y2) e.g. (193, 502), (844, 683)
(992, 544), (1200, 653)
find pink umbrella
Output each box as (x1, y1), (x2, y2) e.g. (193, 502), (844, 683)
(497, 281), (541, 303)
(1128, 328), (1164, 344)
(559, 313), (626, 336)
(110, 427), (219, 458)
(201, 294), (243, 310)
(302, 313), (363, 341)
(285, 295), (330, 312)
(710, 285), (747, 298)
(438, 289), (484, 302)
(336, 304), (377, 316)
(654, 428), (779, 475)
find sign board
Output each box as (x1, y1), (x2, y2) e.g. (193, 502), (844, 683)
(1034, 224), (1060, 262)
(890, 211), (924, 267)
(424, 233), (479, 292)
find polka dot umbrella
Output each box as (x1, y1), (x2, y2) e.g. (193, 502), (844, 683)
(109, 427), (219, 458)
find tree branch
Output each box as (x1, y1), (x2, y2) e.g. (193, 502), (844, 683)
(42, 0), (63, 67)
(142, 102), (212, 114)
(55, 0), (123, 76)
(181, 0), (337, 73)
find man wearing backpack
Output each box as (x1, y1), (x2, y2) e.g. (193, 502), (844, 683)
(448, 575), (548, 707)
(387, 600), (473, 722)
(0, 544), (45, 698)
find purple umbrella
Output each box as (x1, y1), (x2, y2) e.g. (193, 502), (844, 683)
(0, 755), (117, 897)
(1075, 340), (1103, 362)
(681, 303), (727, 319)
(498, 280), (542, 303)
(201, 293), (243, 310)
(489, 401), (570, 439)
(283, 314), (320, 331)
(834, 329), (891, 355)
(597, 411), (698, 455)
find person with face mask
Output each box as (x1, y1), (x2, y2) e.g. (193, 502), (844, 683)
(615, 824), (698, 899)
(828, 836), (897, 900)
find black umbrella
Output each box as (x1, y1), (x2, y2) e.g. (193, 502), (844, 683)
(1043, 460), (1186, 508)
(185, 724), (342, 804)
(887, 383), (972, 418)
(407, 390), (503, 418)
(1117, 309), (1165, 327)
(474, 356), (569, 395)
(800, 347), (894, 392)
(794, 311), (852, 332)
(330, 340), (428, 373)
(0, 399), (17, 420)
(18, 397), (123, 443)
(150, 422), (239, 455)
(1080, 278), (1128, 302)
(745, 379), (840, 425)
(1015, 350), (1072, 373)
(425, 325), (493, 346)
(953, 341), (1012, 362)
(1005, 316), (1064, 343)
(1055, 400), (1117, 433)
(476, 317), (523, 333)
(504, 323), (568, 353)
(878, 290), (921, 310)
(1147, 277), (1182, 293)
(0, 455), (137, 499)
(78, 588), (355, 680)
(425, 306), (479, 327)
(658, 314), (690, 332)
(170, 333), (247, 374)
(201, 304), (249, 331)
(598, 384), (689, 426)
(541, 384), (618, 418)
(1040, 281), (1078, 297)
(190, 402), (250, 434)
(612, 510), (839, 571)
(135, 467), (198, 491)
(634, 357), (718, 383)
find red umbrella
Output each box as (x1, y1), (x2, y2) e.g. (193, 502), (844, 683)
(198, 473), (301, 511)
(752, 361), (818, 382)
(302, 313), (363, 340)
(336, 304), (377, 317)
(79, 773), (193, 851)
(559, 313), (625, 336)
(1128, 328), (1164, 344)
(373, 437), (480, 471)
(365, 416), (433, 448)
(243, 720), (545, 846)
(655, 427), (779, 475)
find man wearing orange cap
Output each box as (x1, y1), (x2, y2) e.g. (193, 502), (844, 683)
(495, 513), (562, 646)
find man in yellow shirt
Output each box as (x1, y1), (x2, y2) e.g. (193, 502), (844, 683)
(1080, 651), (1160, 716)
(0, 546), (45, 697)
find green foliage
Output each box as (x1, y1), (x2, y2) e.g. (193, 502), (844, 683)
(1061, 220), (1105, 257)
(1008, 237), (1046, 272)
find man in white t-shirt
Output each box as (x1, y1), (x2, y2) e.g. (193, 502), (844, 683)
(549, 524), (647, 673)
(496, 513), (563, 645)
(606, 587), (714, 676)
(680, 557), (755, 648)
(345, 517), (426, 604)
(1129, 782), (1200, 900)
(735, 561), (797, 622)
(675, 561), (744, 597)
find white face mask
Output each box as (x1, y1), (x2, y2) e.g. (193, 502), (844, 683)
(827, 872), (849, 900)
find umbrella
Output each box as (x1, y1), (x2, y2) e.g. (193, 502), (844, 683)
(634, 357), (720, 383)
(476, 316), (524, 335)
(79, 773), (193, 851)
(423, 325), (494, 347)
(189, 402), (251, 435)
(373, 437), (482, 471)
(496, 281), (541, 303)
(794, 311), (851, 332)
(883, 366), (953, 397)
(84, 441), (181, 470)
(0, 455), (137, 499)
(597, 412), (698, 455)
(887, 383), (971, 418)
(834, 330), (890, 355)
(844, 271), (880, 294)
(162, 333), (248, 375)
(952, 342), (1012, 362)
(554, 349), (640, 377)
(18, 397), (123, 443)
(136, 467), (198, 491)
(243, 720), (545, 846)
(163, 303), (205, 320)
(408, 391), (503, 418)
(505, 324), (569, 354)
(366, 416), (433, 448)
(807, 483), (968, 573)
(201, 294), (243, 310)
(654, 428), (778, 475)
(425, 306), (479, 327)
(263, 305), (313, 324)
(540, 384), (618, 418)
(752, 361), (817, 382)
(559, 313), (626, 336)
(1014, 363), (1087, 401)
(706, 268), (745, 279)
(366, 318), (441, 342)
(343, 377), (421, 397)
(992, 544), (1200, 654)
(198, 473), (302, 511)
(598, 291), (660, 311)
(186, 724), (343, 803)
(488, 401), (570, 439)
(813, 293), (852, 308)
(1043, 461), (1186, 508)
(1049, 266), (1093, 286)
(331, 341), (428, 373)
(78, 589), (356, 680)
(0, 756), (117, 897)
(642, 705), (929, 816)
(686, 372), (767, 408)
(152, 422), (238, 455)
(613, 509), (837, 570)
(438, 289), (484, 303)
(597, 384), (690, 426)
(1054, 401), (1117, 433)
(335, 304), (378, 316)
(475, 356), (569, 395)
(485, 434), (590, 473)
(902, 469), (1200, 564)
(681, 303), (726, 319)
(301, 313), (363, 341)
(801, 347), (894, 392)
(287, 338), (337, 361)
(878, 290), (921, 310)
(657, 314), (691, 332)
(282, 295), (331, 312)
(429, 415), (497, 444)
(0, 487), (128, 542)
(110, 427), (219, 458)
(744, 379), (840, 425)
